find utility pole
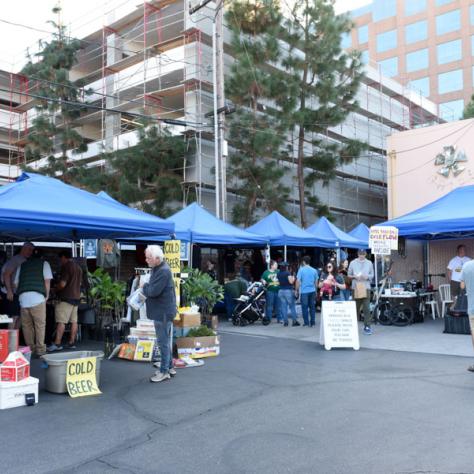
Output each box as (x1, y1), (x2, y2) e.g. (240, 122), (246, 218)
(189, 0), (226, 220)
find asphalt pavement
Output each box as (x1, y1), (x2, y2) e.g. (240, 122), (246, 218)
(3, 332), (474, 474)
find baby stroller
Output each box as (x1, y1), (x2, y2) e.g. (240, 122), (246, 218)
(232, 281), (270, 326)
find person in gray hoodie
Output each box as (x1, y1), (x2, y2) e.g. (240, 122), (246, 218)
(141, 245), (177, 383)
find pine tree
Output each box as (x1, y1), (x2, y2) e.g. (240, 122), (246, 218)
(225, 0), (291, 226)
(21, 7), (88, 179)
(73, 124), (187, 217)
(280, 0), (365, 227)
(463, 95), (474, 119)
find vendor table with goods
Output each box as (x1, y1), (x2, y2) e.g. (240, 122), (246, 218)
(379, 289), (437, 324)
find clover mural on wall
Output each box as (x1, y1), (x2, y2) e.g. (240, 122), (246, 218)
(435, 145), (468, 178)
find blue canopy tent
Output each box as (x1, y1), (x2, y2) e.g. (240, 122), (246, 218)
(0, 173), (174, 241)
(378, 185), (474, 240)
(127, 202), (268, 247)
(348, 223), (370, 246)
(247, 211), (332, 259)
(306, 216), (367, 249)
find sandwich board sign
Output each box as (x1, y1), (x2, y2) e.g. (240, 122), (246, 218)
(319, 301), (360, 351)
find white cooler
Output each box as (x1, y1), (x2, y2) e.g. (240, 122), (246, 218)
(0, 376), (39, 410)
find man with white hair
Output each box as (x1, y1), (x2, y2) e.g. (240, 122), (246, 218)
(141, 245), (177, 383)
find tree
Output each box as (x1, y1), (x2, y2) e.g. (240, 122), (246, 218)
(463, 94), (474, 119)
(21, 7), (89, 179)
(225, 0), (291, 226)
(73, 124), (187, 217)
(280, 0), (365, 227)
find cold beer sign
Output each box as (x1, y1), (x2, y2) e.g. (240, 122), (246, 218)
(66, 357), (102, 398)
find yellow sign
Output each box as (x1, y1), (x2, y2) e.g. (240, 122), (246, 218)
(164, 240), (181, 274)
(66, 356), (102, 398)
(134, 340), (154, 361)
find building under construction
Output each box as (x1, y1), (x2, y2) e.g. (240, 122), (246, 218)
(0, 0), (442, 229)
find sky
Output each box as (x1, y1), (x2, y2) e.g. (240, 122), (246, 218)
(0, 0), (372, 71)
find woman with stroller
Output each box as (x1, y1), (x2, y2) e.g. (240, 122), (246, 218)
(277, 262), (299, 327)
(318, 261), (346, 301)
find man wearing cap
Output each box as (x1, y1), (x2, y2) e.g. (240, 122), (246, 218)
(348, 249), (374, 335)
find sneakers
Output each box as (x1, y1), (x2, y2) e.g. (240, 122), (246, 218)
(467, 365), (474, 372)
(66, 342), (76, 349)
(363, 325), (373, 335)
(150, 372), (171, 383)
(292, 320), (300, 327)
(310, 323), (315, 328)
(153, 362), (177, 377)
(283, 321), (289, 327)
(47, 343), (63, 352)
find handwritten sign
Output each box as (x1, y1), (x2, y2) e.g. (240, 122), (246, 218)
(369, 226), (398, 254)
(164, 240), (181, 274)
(319, 301), (360, 351)
(66, 357), (102, 398)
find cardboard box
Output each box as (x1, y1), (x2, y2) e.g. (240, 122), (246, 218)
(0, 376), (38, 410)
(1, 351), (30, 382)
(136, 319), (155, 331)
(176, 335), (219, 359)
(174, 312), (201, 328)
(174, 326), (200, 338)
(0, 330), (19, 363)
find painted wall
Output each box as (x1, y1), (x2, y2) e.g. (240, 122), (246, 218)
(387, 118), (474, 218)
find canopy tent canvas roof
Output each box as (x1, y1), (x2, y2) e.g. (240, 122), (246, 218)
(378, 185), (474, 240)
(0, 173), (174, 241)
(348, 223), (370, 246)
(131, 202), (267, 246)
(306, 216), (367, 249)
(246, 211), (332, 247)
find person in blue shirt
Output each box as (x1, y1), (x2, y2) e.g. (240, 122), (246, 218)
(295, 256), (319, 327)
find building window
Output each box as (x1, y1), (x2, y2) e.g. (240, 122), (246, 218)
(361, 50), (369, 65)
(436, 10), (461, 35)
(409, 77), (430, 97)
(436, 0), (454, 5)
(406, 48), (429, 72)
(358, 25), (368, 44)
(438, 69), (463, 94)
(437, 39), (462, 65)
(341, 32), (352, 49)
(378, 57), (398, 77)
(405, 0), (426, 16)
(373, 0), (396, 22)
(376, 30), (397, 53)
(405, 20), (428, 44)
(439, 99), (464, 121)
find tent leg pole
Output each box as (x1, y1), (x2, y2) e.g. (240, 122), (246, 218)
(284, 245), (287, 262)
(189, 243), (193, 268)
(374, 254), (378, 290)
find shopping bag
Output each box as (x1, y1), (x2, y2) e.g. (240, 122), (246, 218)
(354, 282), (367, 299)
(127, 289), (146, 311)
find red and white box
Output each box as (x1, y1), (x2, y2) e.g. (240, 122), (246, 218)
(0, 330), (19, 363)
(0, 351), (30, 382)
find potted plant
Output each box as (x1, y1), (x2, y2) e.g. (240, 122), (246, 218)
(89, 268), (126, 333)
(181, 268), (223, 317)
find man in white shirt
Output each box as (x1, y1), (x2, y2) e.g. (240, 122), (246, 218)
(14, 249), (53, 357)
(447, 245), (471, 298)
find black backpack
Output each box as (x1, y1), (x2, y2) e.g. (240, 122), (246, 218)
(448, 290), (468, 317)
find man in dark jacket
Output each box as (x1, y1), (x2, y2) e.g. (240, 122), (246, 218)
(141, 245), (176, 383)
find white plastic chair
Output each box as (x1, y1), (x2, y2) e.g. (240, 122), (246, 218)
(424, 297), (438, 320)
(438, 284), (453, 319)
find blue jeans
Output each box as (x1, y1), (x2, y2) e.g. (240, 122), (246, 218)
(224, 292), (237, 319)
(279, 289), (297, 323)
(154, 319), (173, 374)
(341, 289), (352, 301)
(265, 291), (280, 320)
(301, 291), (316, 326)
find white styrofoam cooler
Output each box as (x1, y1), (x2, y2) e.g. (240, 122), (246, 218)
(0, 376), (39, 410)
